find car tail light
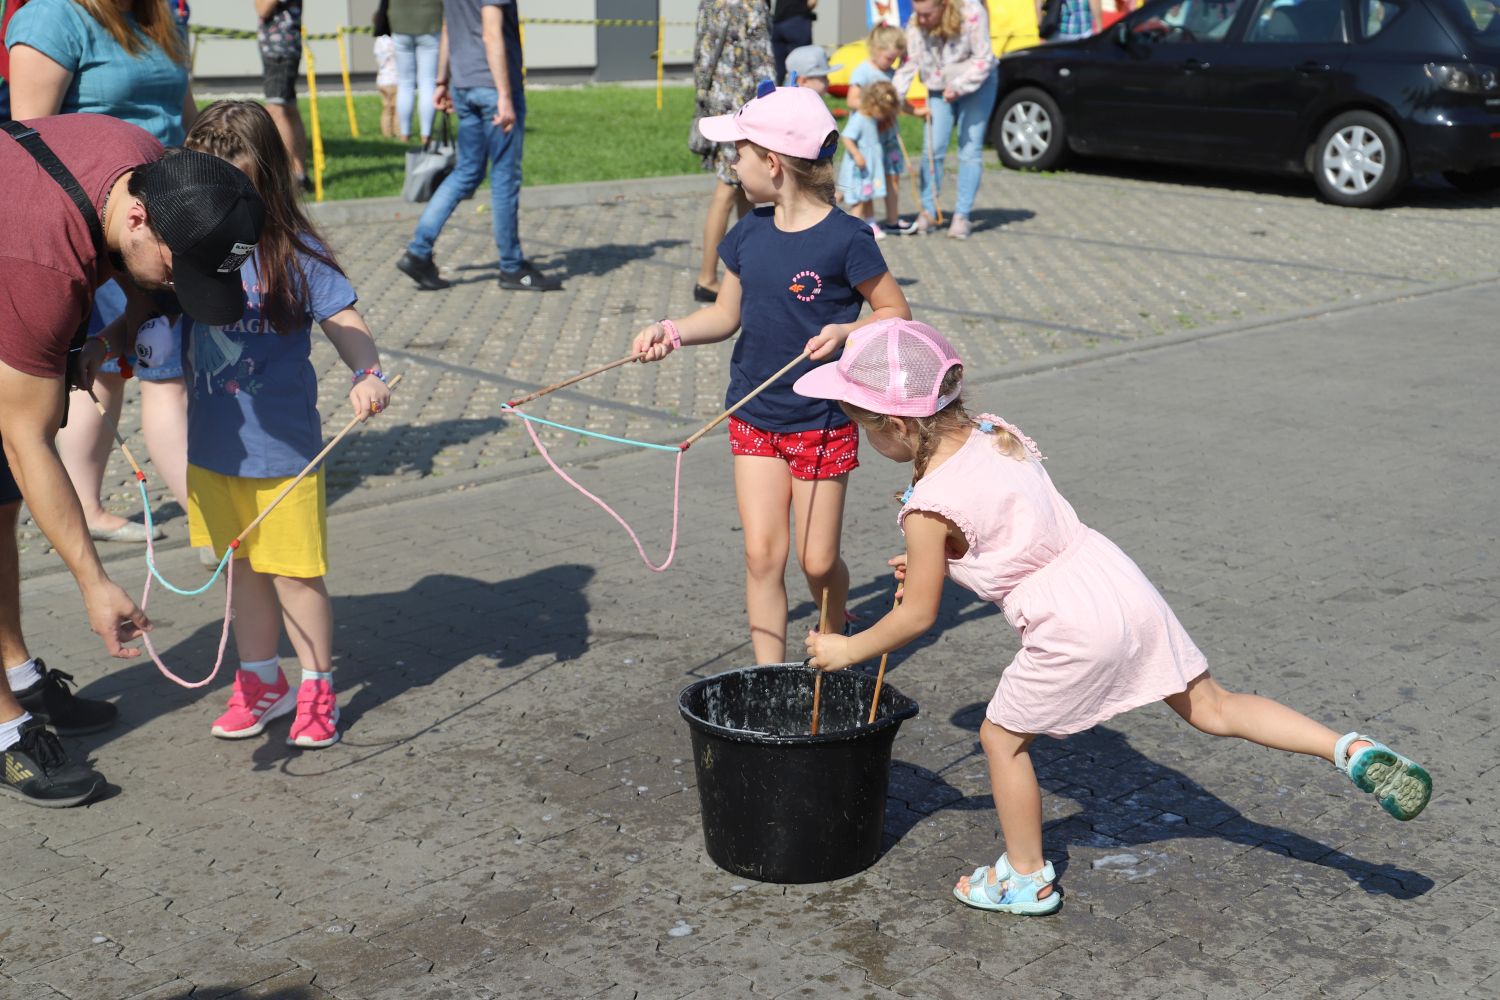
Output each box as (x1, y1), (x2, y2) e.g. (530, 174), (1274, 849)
(1425, 63), (1499, 93)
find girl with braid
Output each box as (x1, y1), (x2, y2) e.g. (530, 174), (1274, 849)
(798, 318), (1432, 915)
(182, 101), (390, 749)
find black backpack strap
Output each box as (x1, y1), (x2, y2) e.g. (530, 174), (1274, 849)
(2, 119), (105, 257)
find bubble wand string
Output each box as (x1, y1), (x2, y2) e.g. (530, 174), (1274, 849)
(92, 375), (402, 688)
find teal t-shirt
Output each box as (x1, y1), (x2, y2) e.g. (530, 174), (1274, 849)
(7, 0), (189, 145)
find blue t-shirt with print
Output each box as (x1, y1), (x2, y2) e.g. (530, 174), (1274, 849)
(185, 245), (357, 479)
(7, 0), (190, 145)
(718, 207), (889, 433)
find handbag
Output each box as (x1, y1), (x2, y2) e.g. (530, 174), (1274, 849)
(688, 28), (730, 156)
(1038, 0), (1065, 39)
(402, 113), (456, 203)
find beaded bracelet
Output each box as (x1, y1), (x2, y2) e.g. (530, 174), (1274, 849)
(659, 318), (682, 350)
(351, 367), (387, 385)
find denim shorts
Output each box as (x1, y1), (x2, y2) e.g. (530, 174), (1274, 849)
(262, 55), (300, 104)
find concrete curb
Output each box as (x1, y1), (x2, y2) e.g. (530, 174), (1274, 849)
(306, 172), (717, 225)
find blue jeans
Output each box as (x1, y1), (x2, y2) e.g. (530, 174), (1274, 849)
(408, 86), (526, 272)
(919, 68), (999, 220)
(393, 32), (439, 140)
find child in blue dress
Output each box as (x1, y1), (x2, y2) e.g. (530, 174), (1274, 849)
(837, 81), (904, 238)
(184, 101), (391, 749)
(847, 25), (912, 233)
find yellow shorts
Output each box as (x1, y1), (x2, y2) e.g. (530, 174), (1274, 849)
(187, 464), (328, 578)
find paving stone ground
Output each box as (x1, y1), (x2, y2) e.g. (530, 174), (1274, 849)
(4, 163), (1498, 999)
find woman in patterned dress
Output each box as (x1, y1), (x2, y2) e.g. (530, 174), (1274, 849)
(691, 0), (775, 302)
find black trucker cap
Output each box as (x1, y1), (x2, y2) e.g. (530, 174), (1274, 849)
(133, 149), (266, 326)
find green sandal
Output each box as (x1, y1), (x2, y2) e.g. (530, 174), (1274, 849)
(1335, 732), (1432, 821)
(952, 853), (1061, 915)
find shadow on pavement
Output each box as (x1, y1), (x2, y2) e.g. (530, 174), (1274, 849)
(882, 718), (1432, 899)
(321, 415), (509, 506)
(445, 237), (689, 284)
(71, 565), (595, 770)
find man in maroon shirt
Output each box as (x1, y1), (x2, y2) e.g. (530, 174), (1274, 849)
(0, 113), (264, 807)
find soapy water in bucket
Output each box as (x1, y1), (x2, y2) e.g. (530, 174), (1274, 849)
(684, 664), (916, 740)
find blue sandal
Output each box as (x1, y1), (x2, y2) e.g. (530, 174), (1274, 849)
(953, 853), (1061, 915)
(1335, 732), (1432, 821)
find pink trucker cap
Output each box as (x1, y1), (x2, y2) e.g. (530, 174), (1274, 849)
(793, 319), (964, 417)
(697, 84), (839, 160)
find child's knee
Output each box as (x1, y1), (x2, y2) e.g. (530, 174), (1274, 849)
(798, 549), (842, 583)
(980, 719), (1028, 758)
(742, 542), (787, 581)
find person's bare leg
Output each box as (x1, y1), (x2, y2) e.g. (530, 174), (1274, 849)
(1165, 672), (1370, 760)
(734, 455), (794, 664)
(265, 102), (307, 181)
(698, 181), (750, 291)
(273, 576), (333, 674)
(956, 721), (1054, 898)
(884, 176), (902, 226)
(139, 377), (189, 511)
(229, 564), (283, 663)
(790, 473), (849, 634)
(0, 502), (30, 720)
(56, 372), (130, 532)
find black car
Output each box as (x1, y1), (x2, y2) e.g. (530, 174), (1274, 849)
(988, 0), (1500, 205)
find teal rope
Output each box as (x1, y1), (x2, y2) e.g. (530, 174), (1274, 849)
(138, 479), (232, 595)
(500, 405), (680, 452)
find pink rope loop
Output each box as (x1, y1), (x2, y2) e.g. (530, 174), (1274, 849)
(520, 415), (682, 573)
(140, 531), (236, 689)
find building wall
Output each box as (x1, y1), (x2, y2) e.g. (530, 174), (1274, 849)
(186, 0), (862, 82)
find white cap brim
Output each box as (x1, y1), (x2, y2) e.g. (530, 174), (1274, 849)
(792, 362), (855, 404)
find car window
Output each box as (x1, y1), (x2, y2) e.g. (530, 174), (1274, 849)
(1357, 0), (1402, 36)
(1428, 0), (1500, 35)
(1243, 0), (1347, 41)
(1128, 0), (1245, 41)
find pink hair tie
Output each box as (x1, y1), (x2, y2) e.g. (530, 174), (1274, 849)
(660, 318), (682, 350)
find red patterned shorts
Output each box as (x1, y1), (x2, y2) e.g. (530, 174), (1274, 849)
(728, 418), (859, 481)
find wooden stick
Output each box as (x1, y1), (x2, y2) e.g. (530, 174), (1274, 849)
(897, 132), (922, 226)
(681, 350), (812, 450)
(233, 374), (403, 546)
(86, 387), (147, 480)
(506, 352), (642, 408)
(812, 587), (829, 736)
(925, 114), (944, 226)
(867, 590), (903, 725)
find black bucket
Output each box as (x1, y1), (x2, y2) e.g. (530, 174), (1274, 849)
(678, 663), (919, 884)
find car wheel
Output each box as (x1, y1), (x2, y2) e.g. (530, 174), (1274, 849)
(992, 88), (1068, 171)
(1311, 112), (1405, 208)
(1442, 167), (1500, 193)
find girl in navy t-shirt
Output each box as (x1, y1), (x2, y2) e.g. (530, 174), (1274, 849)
(183, 101), (391, 750)
(631, 85), (911, 665)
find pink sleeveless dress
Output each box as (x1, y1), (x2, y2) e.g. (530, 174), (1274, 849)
(898, 417), (1207, 738)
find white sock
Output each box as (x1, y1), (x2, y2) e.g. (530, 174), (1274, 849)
(240, 657), (282, 684)
(301, 670), (332, 686)
(0, 712), (32, 752)
(5, 658), (42, 692)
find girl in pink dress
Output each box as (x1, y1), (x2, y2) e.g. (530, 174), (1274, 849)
(797, 318), (1432, 916)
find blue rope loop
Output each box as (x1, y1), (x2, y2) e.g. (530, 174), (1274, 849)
(138, 479), (232, 596)
(499, 404), (681, 453)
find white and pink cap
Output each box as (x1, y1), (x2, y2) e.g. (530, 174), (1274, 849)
(697, 83), (839, 160)
(793, 319), (964, 417)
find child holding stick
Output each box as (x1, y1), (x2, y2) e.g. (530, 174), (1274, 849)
(799, 319), (1432, 914)
(632, 84), (911, 665)
(183, 101), (391, 748)
(836, 81), (904, 239)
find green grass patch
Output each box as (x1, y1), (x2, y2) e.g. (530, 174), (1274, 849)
(221, 84), (956, 202)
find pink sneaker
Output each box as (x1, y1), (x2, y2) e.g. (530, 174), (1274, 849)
(211, 670), (294, 739)
(287, 680), (340, 749)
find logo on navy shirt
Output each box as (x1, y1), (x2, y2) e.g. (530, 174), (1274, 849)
(789, 269), (823, 303)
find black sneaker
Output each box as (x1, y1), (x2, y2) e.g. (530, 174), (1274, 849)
(15, 661), (118, 736)
(1, 720), (105, 808)
(396, 251), (451, 291)
(498, 263), (562, 292)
